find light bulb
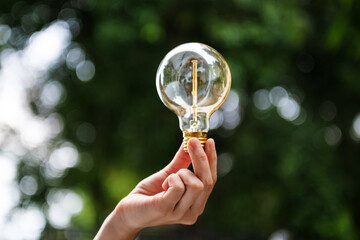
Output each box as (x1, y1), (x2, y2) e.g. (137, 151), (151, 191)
(156, 43), (231, 151)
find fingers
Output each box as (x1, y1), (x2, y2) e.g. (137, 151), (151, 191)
(187, 138), (217, 218)
(162, 138), (217, 183)
(173, 169), (204, 221)
(163, 143), (191, 175)
(205, 138), (217, 183)
(188, 138), (213, 187)
(159, 168), (211, 225)
(155, 138), (217, 226)
(161, 173), (185, 208)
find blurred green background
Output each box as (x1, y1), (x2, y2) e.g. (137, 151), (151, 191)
(0, 0), (359, 239)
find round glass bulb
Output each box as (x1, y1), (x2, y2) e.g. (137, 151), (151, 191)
(156, 43), (231, 151)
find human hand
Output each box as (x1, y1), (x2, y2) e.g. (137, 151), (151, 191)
(94, 138), (217, 240)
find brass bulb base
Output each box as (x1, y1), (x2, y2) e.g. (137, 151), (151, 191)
(183, 131), (208, 152)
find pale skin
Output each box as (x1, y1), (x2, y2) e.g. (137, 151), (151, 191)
(94, 137), (217, 240)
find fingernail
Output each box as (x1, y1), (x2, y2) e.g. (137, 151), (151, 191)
(208, 138), (215, 150)
(190, 138), (201, 149)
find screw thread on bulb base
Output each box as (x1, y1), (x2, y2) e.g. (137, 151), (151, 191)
(183, 131), (208, 152)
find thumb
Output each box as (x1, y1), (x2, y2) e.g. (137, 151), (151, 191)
(162, 142), (191, 175)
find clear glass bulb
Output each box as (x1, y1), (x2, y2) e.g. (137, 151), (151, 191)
(156, 43), (231, 151)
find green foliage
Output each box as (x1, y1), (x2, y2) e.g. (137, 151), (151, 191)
(1, 0), (360, 239)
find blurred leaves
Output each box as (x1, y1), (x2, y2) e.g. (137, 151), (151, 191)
(0, 0), (360, 239)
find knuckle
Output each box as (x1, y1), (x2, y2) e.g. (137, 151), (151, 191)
(177, 168), (190, 176)
(203, 178), (214, 187)
(174, 182), (185, 192)
(192, 181), (204, 191)
(170, 176), (185, 191)
(198, 155), (208, 162)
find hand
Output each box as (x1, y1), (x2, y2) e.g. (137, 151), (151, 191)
(94, 138), (217, 240)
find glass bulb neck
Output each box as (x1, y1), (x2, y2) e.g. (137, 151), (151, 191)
(182, 131), (207, 152)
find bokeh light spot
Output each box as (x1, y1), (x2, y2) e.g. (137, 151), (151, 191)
(40, 81), (64, 108)
(19, 175), (38, 196)
(46, 143), (79, 178)
(0, 25), (12, 45)
(76, 60), (95, 81)
(220, 90), (241, 130)
(269, 86), (288, 107)
(210, 111), (224, 130)
(45, 113), (64, 138)
(277, 97), (300, 121)
(350, 113), (360, 141)
(222, 90), (239, 112)
(222, 111), (241, 130)
(66, 47), (85, 70)
(269, 229), (291, 240)
(253, 89), (271, 110)
(324, 125), (342, 146)
(218, 153), (233, 177)
(47, 189), (83, 229)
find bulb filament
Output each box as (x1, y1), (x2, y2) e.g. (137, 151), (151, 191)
(191, 59), (199, 130)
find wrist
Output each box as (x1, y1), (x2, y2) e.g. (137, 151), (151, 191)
(113, 201), (142, 239)
(95, 207), (141, 240)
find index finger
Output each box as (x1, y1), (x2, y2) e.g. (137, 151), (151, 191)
(187, 138), (213, 186)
